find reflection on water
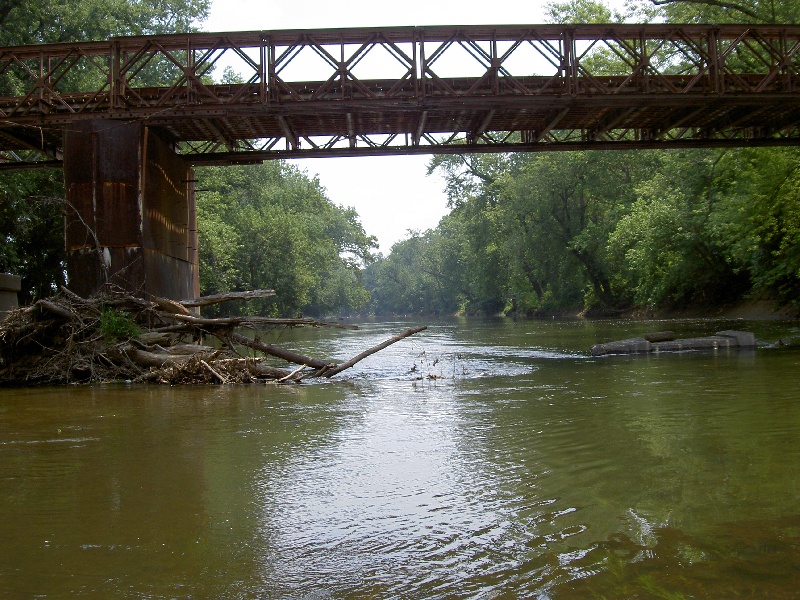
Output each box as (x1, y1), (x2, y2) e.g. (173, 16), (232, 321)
(1, 318), (799, 598)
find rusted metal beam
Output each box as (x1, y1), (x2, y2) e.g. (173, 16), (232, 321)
(0, 24), (800, 165)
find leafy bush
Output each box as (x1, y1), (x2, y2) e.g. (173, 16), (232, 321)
(100, 309), (140, 341)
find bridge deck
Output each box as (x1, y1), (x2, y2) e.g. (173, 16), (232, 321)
(1, 24), (800, 165)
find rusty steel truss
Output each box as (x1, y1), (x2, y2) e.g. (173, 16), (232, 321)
(2, 23), (800, 166)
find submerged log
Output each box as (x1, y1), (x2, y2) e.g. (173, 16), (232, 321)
(590, 337), (651, 356)
(591, 330), (756, 356)
(644, 331), (675, 343)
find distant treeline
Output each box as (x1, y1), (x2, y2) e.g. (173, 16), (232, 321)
(365, 147), (800, 316)
(365, 0), (800, 316)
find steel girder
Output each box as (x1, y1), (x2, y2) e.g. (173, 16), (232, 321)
(1, 23), (800, 166)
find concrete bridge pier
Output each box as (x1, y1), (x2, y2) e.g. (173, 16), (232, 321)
(0, 273), (21, 317)
(64, 120), (199, 301)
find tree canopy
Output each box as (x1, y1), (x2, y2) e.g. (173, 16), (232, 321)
(366, 0), (800, 316)
(0, 0), (209, 45)
(196, 162), (376, 317)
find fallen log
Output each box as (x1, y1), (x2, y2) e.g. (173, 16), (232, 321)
(123, 346), (213, 369)
(152, 296), (192, 316)
(203, 357), (293, 381)
(180, 289), (276, 307)
(166, 343), (217, 355)
(136, 332), (174, 346)
(591, 330), (756, 356)
(318, 326), (428, 378)
(227, 331), (332, 369)
(167, 313), (358, 330)
(31, 299), (76, 320)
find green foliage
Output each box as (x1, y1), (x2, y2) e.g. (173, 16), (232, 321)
(364, 223), (467, 315)
(544, 0), (617, 23)
(606, 148), (800, 309)
(100, 309), (140, 341)
(0, 0), (210, 45)
(196, 162), (376, 317)
(708, 148), (800, 304)
(0, 171), (66, 303)
(641, 0), (798, 23)
(374, 143), (800, 315)
(0, 0), (210, 300)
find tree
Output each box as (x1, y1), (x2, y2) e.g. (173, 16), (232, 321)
(0, 170), (66, 302)
(0, 0), (211, 300)
(545, 0), (618, 23)
(0, 0), (209, 45)
(643, 0), (799, 23)
(196, 162), (376, 317)
(706, 147), (800, 305)
(425, 153), (513, 313)
(606, 147), (800, 310)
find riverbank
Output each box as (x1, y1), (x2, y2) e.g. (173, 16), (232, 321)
(374, 298), (799, 322)
(626, 299), (799, 321)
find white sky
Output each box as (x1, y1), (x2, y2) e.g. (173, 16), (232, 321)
(202, 1), (623, 252)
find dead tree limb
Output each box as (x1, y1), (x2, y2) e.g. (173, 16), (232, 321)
(152, 296), (192, 316)
(278, 364), (308, 383)
(180, 289), (276, 307)
(227, 331), (333, 369)
(318, 326), (428, 378)
(200, 359), (227, 384)
(167, 313), (358, 329)
(34, 299), (77, 320)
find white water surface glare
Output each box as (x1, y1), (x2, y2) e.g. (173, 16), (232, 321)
(1, 317), (800, 598)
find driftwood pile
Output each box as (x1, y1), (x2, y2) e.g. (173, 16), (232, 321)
(0, 286), (426, 386)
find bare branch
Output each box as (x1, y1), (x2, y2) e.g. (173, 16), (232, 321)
(320, 326), (428, 378)
(180, 289), (276, 308)
(650, 0), (760, 20)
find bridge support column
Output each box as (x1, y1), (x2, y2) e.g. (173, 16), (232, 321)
(64, 120), (199, 301)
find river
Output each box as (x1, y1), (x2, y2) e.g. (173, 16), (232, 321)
(1, 317), (799, 598)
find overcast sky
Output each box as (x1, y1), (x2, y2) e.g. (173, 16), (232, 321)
(202, 1), (620, 252)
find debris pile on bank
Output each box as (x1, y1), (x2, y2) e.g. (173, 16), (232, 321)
(0, 287), (426, 386)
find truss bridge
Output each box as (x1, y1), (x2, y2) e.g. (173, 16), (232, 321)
(1, 23), (800, 167)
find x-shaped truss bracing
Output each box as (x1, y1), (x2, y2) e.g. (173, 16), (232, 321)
(0, 23), (799, 166)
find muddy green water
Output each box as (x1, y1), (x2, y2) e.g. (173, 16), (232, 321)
(1, 318), (800, 598)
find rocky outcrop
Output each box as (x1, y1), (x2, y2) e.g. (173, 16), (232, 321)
(590, 330), (756, 356)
